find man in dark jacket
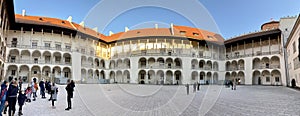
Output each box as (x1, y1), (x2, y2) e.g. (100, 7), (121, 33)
(39, 80), (46, 98)
(65, 80), (75, 110)
(6, 80), (18, 116)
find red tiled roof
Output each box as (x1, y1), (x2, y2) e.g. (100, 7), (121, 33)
(14, 14), (224, 44)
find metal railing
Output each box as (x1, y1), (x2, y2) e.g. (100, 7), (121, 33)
(7, 44), (72, 52)
(7, 60), (72, 66)
(226, 50), (281, 60)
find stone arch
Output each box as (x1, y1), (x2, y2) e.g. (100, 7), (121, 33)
(206, 61), (212, 70)
(199, 60), (205, 69)
(123, 58), (130, 68)
(81, 69), (87, 82)
(213, 72), (218, 84)
(191, 71), (198, 83)
(138, 70), (146, 84)
(174, 70), (182, 84)
(53, 52), (62, 64)
(42, 51), (51, 63)
(166, 70), (173, 84)
(9, 49), (19, 63)
(116, 59), (122, 68)
(138, 57), (147, 68)
(270, 56), (280, 69)
(226, 61), (231, 71)
(191, 59), (198, 69)
(231, 60), (238, 71)
(262, 57), (270, 68)
(166, 58), (173, 68)
(271, 70), (281, 85)
(148, 70), (156, 84)
(148, 57), (155, 68)
(123, 70), (130, 83)
(238, 59), (245, 70)
(213, 61), (218, 71)
(156, 70), (164, 84)
(253, 58), (260, 69)
(109, 60), (116, 69)
(237, 71), (245, 85)
(252, 70), (261, 85)
(63, 53), (72, 65)
(174, 58), (182, 68)
(19, 65), (29, 82)
(21, 50), (30, 61)
(116, 70), (122, 83)
(63, 67), (71, 79)
(262, 70), (271, 84)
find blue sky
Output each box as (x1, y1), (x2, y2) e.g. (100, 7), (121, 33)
(14, 0), (300, 39)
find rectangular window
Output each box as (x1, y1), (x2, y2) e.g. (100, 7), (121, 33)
(293, 42), (296, 53)
(66, 45), (71, 50)
(266, 77), (270, 82)
(11, 38), (17, 47)
(10, 56), (16, 63)
(55, 44), (61, 50)
(33, 71), (37, 74)
(32, 41), (38, 47)
(180, 31), (186, 35)
(34, 58), (38, 63)
(11, 70), (16, 76)
(45, 43), (50, 48)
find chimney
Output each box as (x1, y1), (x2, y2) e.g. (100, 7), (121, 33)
(155, 24), (158, 29)
(109, 31), (114, 36)
(22, 9), (26, 16)
(67, 16), (72, 22)
(92, 27), (98, 32)
(170, 23), (174, 35)
(79, 21), (85, 27)
(125, 27), (129, 32)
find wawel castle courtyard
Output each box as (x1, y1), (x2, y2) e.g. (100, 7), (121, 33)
(0, 0), (300, 115)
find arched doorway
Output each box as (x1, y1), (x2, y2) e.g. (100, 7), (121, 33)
(138, 70), (146, 84)
(252, 71), (260, 85)
(166, 70), (173, 84)
(174, 70), (182, 85)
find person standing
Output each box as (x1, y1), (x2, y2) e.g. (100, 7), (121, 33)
(0, 81), (8, 116)
(39, 80), (46, 99)
(233, 79), (237, 90)
(51, 83), (58, 108)
(65, 80), (75, 110)
(185, 84), (189, 95)
(17, 90), (26, 115)
(197, 82), (200, 91)
(193, 82), (196, 93)
(6, 80), (18, 116)
(32, 80), (38, 101)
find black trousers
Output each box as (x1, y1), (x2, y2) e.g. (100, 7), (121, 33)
(19, 104), (23, 112)
(8, 97), (17, 116)
(67, 95), (72, 108)
(52, 99), (55, 106)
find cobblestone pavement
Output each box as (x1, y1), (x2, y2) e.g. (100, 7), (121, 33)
(3, 84), (299, 116)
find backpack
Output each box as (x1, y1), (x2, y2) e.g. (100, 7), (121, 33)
(34, 83), (38, 90)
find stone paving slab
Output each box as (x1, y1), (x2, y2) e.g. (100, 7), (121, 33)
(1, 84), (300, 116)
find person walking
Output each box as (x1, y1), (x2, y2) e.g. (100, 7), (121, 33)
(193, 82), (196, 93)
(18, 90), (26, 116)
(197, 82), (200, 91)
(39, 80), (46, 99)
(51, 83), (58, 108)
(0, 81), (8, 116)
(6, 80), (18, 116)
(185, 84), (189, 95)
(233, 79), (237, 90)
(65, 80), (75, 110)
(32, 80), (38, 101)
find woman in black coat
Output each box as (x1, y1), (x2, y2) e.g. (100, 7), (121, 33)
(65, 80), (75, 110)
(6, 80), (18, 116)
